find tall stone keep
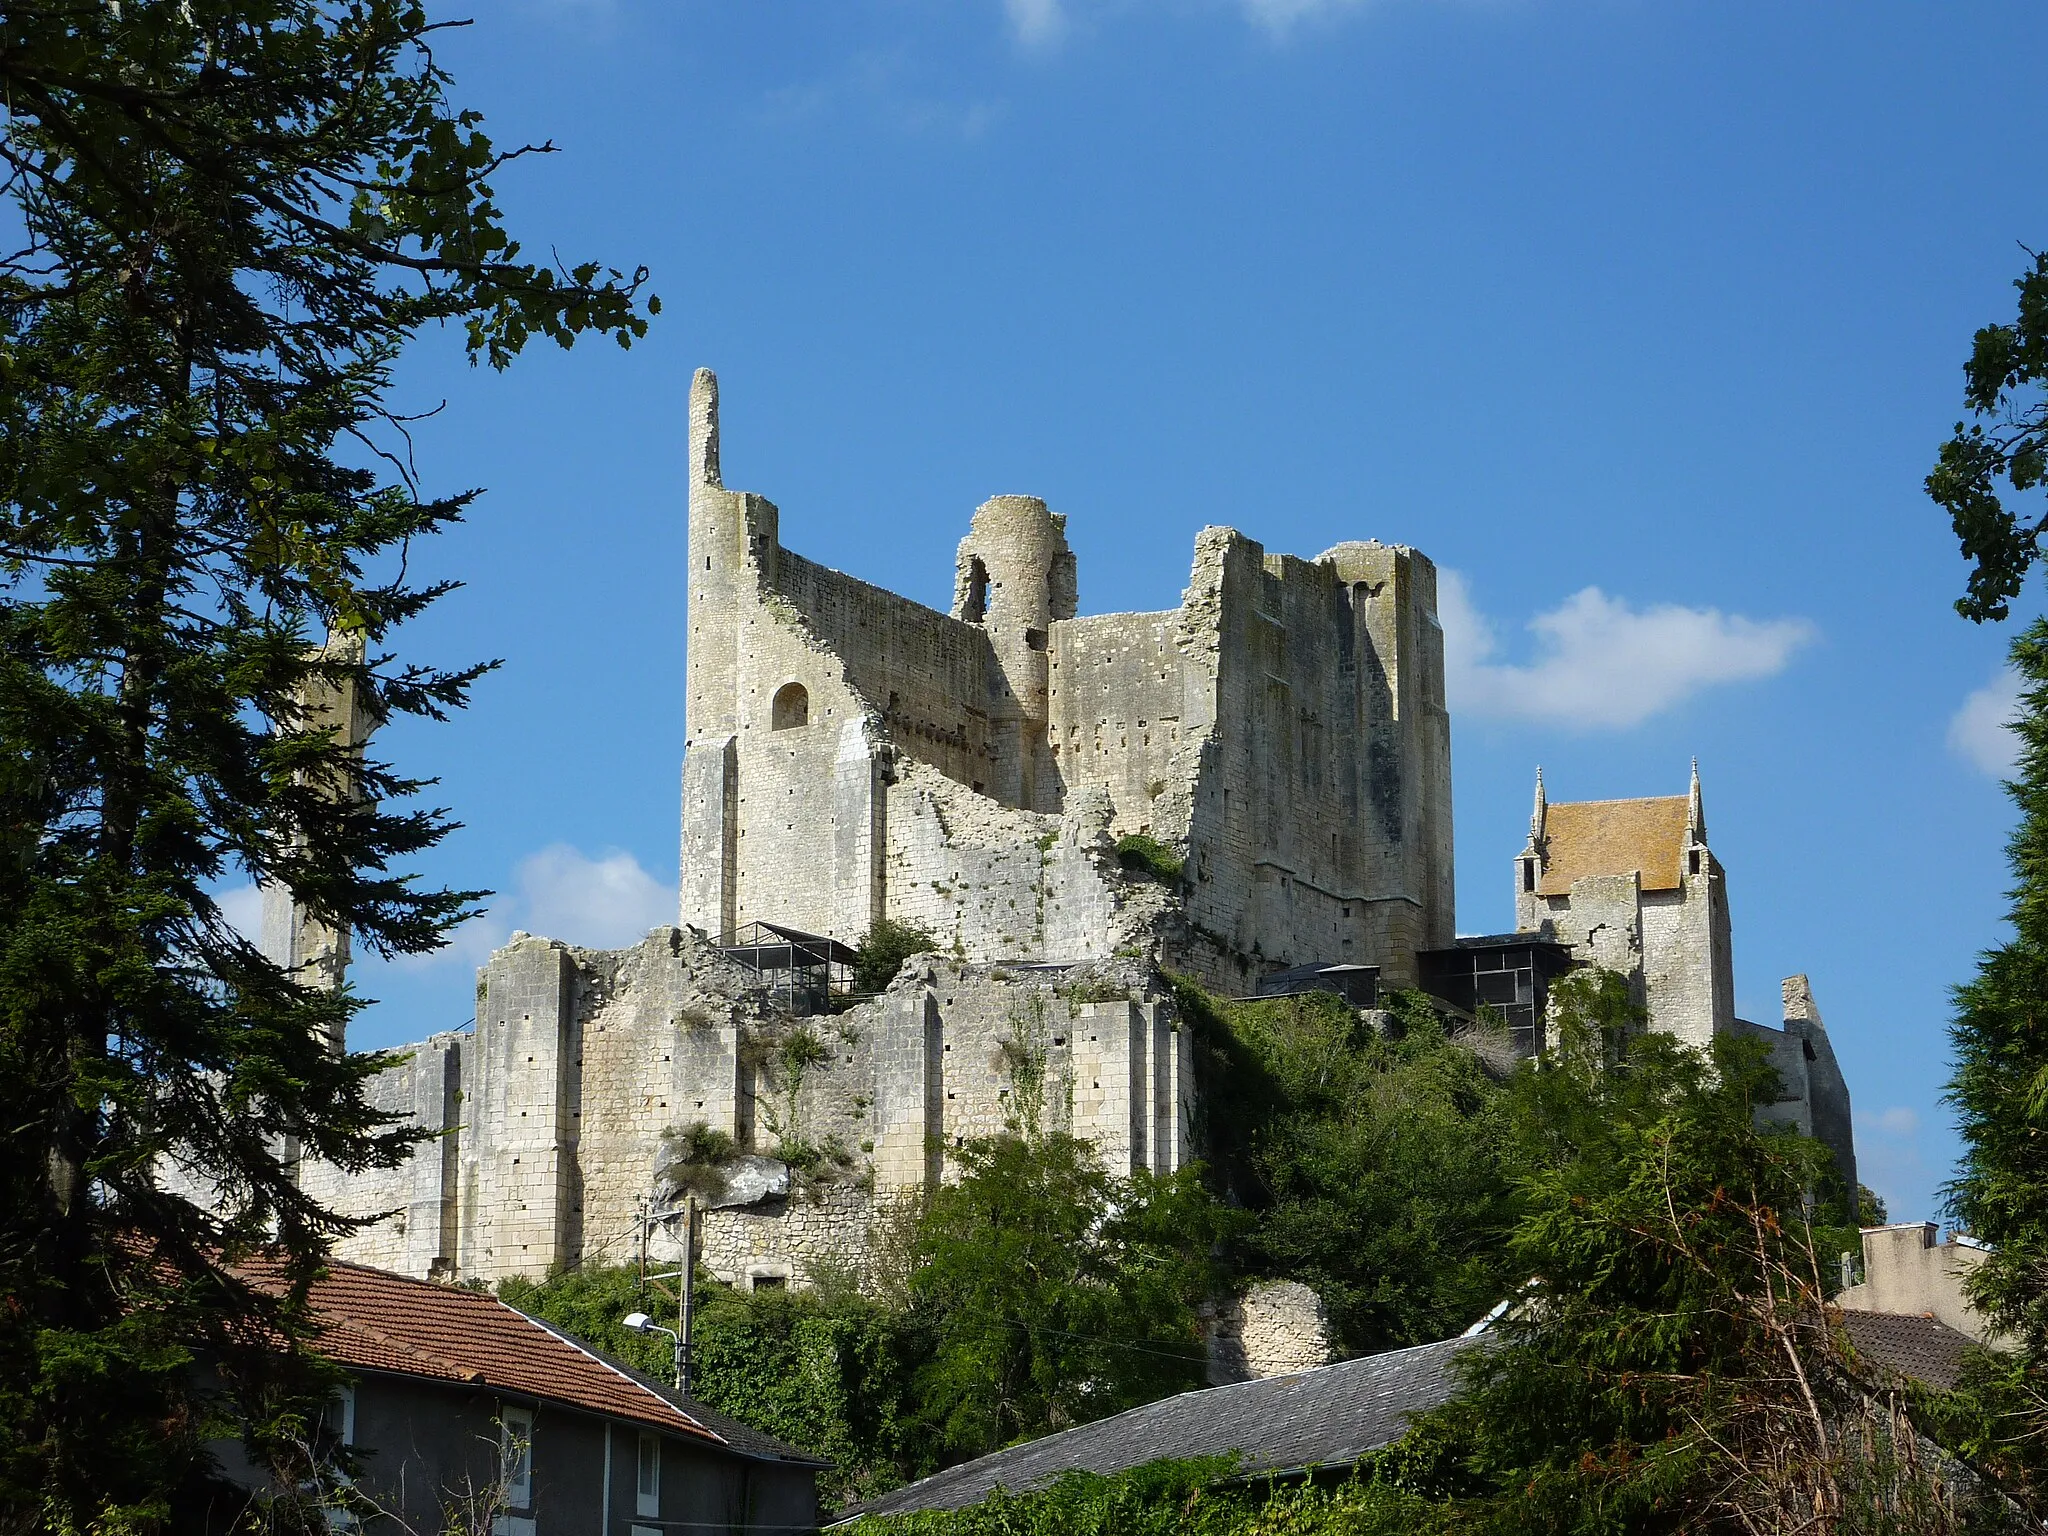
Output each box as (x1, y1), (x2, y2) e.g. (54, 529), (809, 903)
(675, 369), (1454, 989)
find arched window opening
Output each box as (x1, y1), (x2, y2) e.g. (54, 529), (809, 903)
(771, 682), (809, 731)
(963, 557), (989, 624)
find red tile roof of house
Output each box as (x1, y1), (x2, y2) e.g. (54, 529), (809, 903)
(248, 1259), (739, 1450)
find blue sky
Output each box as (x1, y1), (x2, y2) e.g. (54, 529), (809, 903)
(279, 0), (2048, 1226)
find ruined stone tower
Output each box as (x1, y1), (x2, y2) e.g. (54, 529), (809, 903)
(676, 368), (1454, 989)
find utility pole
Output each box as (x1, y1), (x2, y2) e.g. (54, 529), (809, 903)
(677, 1191), (697, 1397)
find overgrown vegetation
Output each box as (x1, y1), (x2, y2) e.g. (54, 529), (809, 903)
(905, 1132), (1234, 1463)
(506, 1133), (1229, 1506)
(657, 1121), (739, 1201)
(1115, 833), (1184, 884)
(852, 994), (2010, 1535)
(501, 1265), (922, 1510)
(854, 918), (941, 994)
(1176, 978), (1527, 1354)
(1930, 617), (2048, 1517)
(1928, 248), (2048, 622)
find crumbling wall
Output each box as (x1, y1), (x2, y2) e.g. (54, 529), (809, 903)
(882, 761), (1161, 964)
(1206, 1280), (1337, 1384)
(311, 1032), (465, 1277)
(1048, 611), (1197, 841)
(327, 935), (1196, 1290)
(1173, 530), (1454, 992)
(772, 548), (994, 791)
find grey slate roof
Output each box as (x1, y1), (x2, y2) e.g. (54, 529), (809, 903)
(1840, 1310), (1978, 1393)
(842, 1335), (1479, 1521)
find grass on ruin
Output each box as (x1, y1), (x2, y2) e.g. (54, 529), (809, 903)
(1115, 833), (1184, 883)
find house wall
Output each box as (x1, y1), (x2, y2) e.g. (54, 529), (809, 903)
(1838, 1224), (1997, 1345)
(338, 1374), (816, 1536)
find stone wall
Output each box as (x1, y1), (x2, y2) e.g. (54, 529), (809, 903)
(1047, 610), (1195, 841)
(1206, 1280), (1337, 1384)
(1170, 531), (1455, 992)
(677, 370), (1455, 992)
(300, 1031), (465, 1277)
(325, 932), (1198, 1289)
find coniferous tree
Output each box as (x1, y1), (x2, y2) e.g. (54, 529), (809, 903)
(0, 3), (651, 1524)
(1944, 618), (2048, 1488)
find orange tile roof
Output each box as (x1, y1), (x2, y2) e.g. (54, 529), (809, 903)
(1538, 796), (1691, 896)
(251, 1260), (722, 1446)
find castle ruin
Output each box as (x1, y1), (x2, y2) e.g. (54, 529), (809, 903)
(280, 370), (1855, 1293)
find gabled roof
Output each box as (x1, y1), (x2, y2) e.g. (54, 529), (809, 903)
(841, 1336), (1477, 1521)
(1537, 796), (1691, 896)
(255, 1259), (826, 1466)
(1840, 1309), (1978, 1393)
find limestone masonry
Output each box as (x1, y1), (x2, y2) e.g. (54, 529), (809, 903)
(284, 369), (1855, 1304)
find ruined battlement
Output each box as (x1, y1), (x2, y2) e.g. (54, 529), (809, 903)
(678, 368), (1454, 989)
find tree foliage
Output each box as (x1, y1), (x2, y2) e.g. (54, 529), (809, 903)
(1176, 980), (1522, 1354)
(0, 1), (651, 1524)
(1940, 616), (2048, 1506)
(856, 991), (2003, 1536)
(907, 1132), (1234, 1462)
(1383, 1007), (2004, 1534)
(501, 1264), (922, 1511)
(854, 918), (941, 995)
(1929, 248), (2048, 621)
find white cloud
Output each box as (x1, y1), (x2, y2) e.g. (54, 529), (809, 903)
(387, 844), (670, 973)
(514, 844), (674, 951)
(389, 910), (512, 975)
(1949, 666), (2023, 778)
(764, 49), (1005, 139)
(217, 882), (264, 945)
(1004, 0), (1069, 47)
(1239, 0), (1370, 29)
(1873, 1106), (1918, 1138)
(1438, 570), (1815, 730)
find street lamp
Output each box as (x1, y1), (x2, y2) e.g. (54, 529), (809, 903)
(622, 1310), (686, 1394)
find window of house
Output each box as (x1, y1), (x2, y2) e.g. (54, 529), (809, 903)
(637, 1430), (660, 1517)
(1521, 858), (1535, 893)
(322, 1385), (355, 1450)
(771, 681), (809, 730)
(500, 1406), (533, 1511)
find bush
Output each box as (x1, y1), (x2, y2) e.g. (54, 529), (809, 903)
(853, 918), (941, 995)
(907, 1132), (1235, 1462)
(1171, 977), (1521, 1355)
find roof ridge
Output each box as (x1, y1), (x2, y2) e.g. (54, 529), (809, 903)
(517, 1309), (723, 1446)
(1549, 793), (1688, 808)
